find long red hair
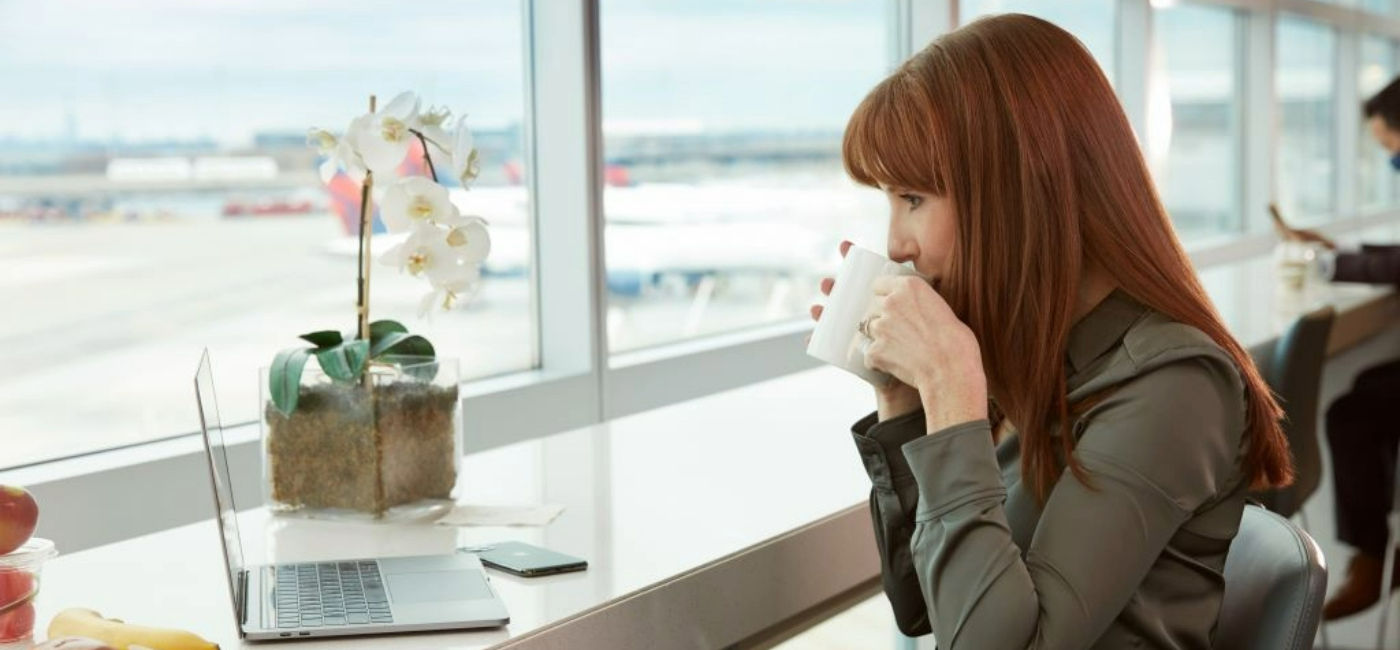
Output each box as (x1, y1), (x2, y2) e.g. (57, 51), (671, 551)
(842, 14), (1291, 501)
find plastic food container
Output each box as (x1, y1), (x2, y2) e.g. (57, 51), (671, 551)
(0, 538), (58, 648)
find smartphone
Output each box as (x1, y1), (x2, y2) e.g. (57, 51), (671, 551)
(466, 541), (588, 577)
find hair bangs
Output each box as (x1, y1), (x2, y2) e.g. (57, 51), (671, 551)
(842, 73), (948, 195)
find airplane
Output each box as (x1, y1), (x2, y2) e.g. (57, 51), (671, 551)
(320, 141), (868, 299)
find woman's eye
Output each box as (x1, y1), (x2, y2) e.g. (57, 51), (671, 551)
(900, 193), (923, 209)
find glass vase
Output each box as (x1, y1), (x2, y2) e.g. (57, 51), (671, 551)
(260, 356), (461, 522)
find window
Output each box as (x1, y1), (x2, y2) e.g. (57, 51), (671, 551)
(1274, 15), (1337, 222)
(961, 0), (1117, 85)
(1359, 35), (1398, 209)
(1360, 0), (1397, 15)
(598, 0), (891, 353)
(0, 1), (531, 468)
(1151, 3), (1244, 242)
(1318, 0), (1396, 13)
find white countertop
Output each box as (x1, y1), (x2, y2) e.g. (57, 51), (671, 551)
(31, 367), (882, 649)
(28, 225), (1400, 648)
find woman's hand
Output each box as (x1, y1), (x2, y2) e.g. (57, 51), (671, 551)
(810, 241), (922, 421)
(864, 275), (988, 433)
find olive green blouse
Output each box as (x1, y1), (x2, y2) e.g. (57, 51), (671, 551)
(850, 291), (1250, 649)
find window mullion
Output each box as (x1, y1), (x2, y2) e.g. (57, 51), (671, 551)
(525, 0), (606, 423)
(1244, 8), (1277, 234)
(1118, 0), (1152, 149)
(1338, 28), (1361, 220)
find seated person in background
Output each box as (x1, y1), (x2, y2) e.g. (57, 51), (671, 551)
(1280, 74), (1400, 620)
(812, 13), (1293, 648)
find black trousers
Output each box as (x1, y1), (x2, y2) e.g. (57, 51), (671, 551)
(1328, 358), (1400, 557)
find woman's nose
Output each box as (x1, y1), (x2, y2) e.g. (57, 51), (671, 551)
(887, 237), (917, 265)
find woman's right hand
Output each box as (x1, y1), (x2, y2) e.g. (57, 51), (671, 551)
(811, 241), (924, 422)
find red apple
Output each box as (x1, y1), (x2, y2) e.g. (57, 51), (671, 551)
(0, 486), (37, 555)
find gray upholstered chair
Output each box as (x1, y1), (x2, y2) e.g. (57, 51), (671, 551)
(1253, 306), (1336, 519)
(1214, 505), (1328, 650)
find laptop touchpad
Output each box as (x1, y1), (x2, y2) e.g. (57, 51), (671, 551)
(387, 570), (491, 603)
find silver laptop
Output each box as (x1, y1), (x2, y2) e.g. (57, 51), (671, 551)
(194, 350), (509, 640)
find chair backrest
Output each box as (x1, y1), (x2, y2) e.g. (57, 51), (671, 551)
(1254, 306), (1335, 517)
(1214, 505), (1327, 650)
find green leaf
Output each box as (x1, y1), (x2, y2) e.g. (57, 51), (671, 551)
(369, 320), (408, 344)
(269, 348), (312, 416)
(314, 340), (371, 383)
(370, 332), (435, 359)
(299, 330), (343, 348)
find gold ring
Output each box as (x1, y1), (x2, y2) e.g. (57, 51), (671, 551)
(858, 317), (872, 338)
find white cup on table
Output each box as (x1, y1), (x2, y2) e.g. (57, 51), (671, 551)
(807, 244), (928, 385)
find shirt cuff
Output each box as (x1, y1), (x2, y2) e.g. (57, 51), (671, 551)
(901, 419), (1004, 521)
(850, 409), (927, 489)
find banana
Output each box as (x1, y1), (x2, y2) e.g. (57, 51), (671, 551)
(46, 608), (218, 650)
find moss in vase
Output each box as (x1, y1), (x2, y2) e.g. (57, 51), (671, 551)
(264, 381), (458, 515)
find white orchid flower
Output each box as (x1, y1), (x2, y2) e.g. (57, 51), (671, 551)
(411, 105), (453, 152)
(379, 224), (452, 275)
(337, 138), (369, 183)
(444, 217), (491, 264)
(410, 105), (456, 180)
(380, 176), (458, 233)
(418, 263), (483, 318)
(379, 225), (482, 317)
(350, 91), (421, 176)
(313, 93), (493, 320)
(307, 127), (366, 184)
(421, 219), (489, 315)
(451, 116), (480, 188)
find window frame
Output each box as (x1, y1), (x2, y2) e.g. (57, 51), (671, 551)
(1145, 1), (1250, 239)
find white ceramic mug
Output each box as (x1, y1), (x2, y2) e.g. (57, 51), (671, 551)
(807, 245), (927, 385)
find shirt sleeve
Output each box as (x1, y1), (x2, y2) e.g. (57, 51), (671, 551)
(1333, 248), (1400, 284)
(850, 409), (934, 636)
(900, 357), (1244, 649)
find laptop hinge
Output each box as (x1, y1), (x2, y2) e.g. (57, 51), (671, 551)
(238, 569), (250, 626)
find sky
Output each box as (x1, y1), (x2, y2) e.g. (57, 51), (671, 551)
(0, 0), (887, 147)
(0, 0), (1358, 149)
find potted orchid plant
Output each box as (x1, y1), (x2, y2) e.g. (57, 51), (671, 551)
(260, 92), (490, 520)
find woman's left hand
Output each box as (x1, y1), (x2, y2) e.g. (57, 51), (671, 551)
(863, 276), (989, 433)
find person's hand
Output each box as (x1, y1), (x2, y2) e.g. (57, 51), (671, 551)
(1289, 228), (1338, 251)
(863, 274), (988, 433)
(1270, 202), (1337, 250)
(810, 241), (922, 421)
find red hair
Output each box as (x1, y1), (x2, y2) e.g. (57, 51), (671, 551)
(842, 14), (1291, 501)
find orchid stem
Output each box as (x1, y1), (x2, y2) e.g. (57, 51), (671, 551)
(410, 129), (439, 183)
(357, 94), (377, 346)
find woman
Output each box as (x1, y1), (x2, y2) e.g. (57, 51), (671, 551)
(811, 14), (1293, 649)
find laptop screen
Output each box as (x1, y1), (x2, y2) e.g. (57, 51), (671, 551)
(194, 349), (247, 624)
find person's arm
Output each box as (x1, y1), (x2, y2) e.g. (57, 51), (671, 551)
(850, 409), (934, 636)
(900, 356), (1243, 648)
(1333, 248), (1400, 284)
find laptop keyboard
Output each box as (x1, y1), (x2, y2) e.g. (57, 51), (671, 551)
(273, 561), (393, 628)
